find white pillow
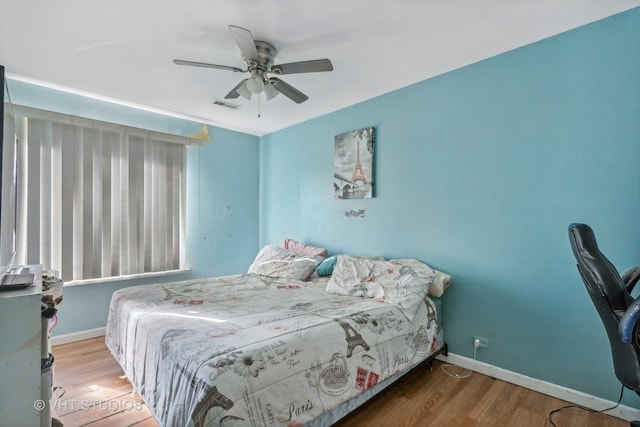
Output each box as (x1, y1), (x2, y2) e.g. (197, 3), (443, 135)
(389, 258), (451, 298)
(249, 245), (323, 281)
(326, 255), (436, 320)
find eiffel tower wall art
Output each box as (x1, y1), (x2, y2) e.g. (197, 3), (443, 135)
(334, 126), (375, 199)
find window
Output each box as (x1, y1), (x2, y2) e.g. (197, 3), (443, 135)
(7, 106), (191, 283)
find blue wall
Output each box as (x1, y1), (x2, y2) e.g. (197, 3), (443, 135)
(260, 9), (640, 403)
(5, 6), (640, 407)
(7, 80), (261, 336)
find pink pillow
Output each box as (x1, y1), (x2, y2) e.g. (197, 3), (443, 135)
(283, 239), (328, 259)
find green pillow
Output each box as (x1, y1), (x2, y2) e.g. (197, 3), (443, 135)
(316, 255), (338, 276)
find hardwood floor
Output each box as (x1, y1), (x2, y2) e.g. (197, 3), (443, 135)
(51, 337), (627, 426)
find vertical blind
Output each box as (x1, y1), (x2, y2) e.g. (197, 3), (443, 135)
(6, 106), (189, 283)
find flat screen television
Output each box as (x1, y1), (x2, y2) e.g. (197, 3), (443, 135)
(0, 65), (24, 287)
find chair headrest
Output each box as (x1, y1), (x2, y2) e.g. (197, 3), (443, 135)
(568, 223), (628, 312)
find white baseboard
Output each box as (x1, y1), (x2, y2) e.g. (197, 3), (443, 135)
(51, 327), (105, 346)
(438, 352), (640, 422)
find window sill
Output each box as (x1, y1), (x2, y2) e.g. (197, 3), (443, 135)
(62, 268), (192, 287)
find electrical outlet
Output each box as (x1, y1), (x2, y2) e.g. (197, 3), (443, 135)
(473, 336), (489, 348)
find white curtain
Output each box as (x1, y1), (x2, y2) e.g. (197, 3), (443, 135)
(7, 106), (188, 283)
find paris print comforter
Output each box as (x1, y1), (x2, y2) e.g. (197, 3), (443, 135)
(106, 270), (444, 427)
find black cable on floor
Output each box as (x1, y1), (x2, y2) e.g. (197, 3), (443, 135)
(548, 384), (624, 427)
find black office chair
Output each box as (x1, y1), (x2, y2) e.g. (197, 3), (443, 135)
(568, 223), (640, 426)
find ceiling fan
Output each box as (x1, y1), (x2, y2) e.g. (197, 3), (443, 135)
(173, 25), (333, 104)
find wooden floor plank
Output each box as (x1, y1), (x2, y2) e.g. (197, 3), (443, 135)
(52, 337), (629, 427)
(129, 417), (160, 427)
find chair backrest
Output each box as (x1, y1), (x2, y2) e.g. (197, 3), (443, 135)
(568, 223), (640, 391)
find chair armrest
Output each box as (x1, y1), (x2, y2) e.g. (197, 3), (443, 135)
(620, 294), (640, 344)
(623, 266), (640, 294)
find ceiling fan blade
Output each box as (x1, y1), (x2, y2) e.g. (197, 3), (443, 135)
(269, 78), (309, 104)
(173, 59), (244, 73)
(270, 59), (333, 75)
(225, 79), (252, 100)
(229, 25), (260, 63)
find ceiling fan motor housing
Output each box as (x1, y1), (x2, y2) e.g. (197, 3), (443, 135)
(250, 41), (277, 77)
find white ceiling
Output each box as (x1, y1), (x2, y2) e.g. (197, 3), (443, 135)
(2, 1), (639, 136)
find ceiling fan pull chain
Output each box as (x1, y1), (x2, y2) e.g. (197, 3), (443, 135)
(258, 94), (261, 118)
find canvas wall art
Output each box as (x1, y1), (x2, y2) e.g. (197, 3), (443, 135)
(334, 127), (374, 199)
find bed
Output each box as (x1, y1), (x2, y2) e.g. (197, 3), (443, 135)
(106, 246), (450, 427)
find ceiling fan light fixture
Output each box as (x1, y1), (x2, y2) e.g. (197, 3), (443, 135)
(236, 83), (252, 100)
(264, 81), (280, 101)
(246, 70), (264, 94)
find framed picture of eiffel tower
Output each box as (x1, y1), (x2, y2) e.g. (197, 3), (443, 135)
(334, 126), (374, 199)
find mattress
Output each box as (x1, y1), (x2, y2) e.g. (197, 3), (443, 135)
(106, 273), (444, 427)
